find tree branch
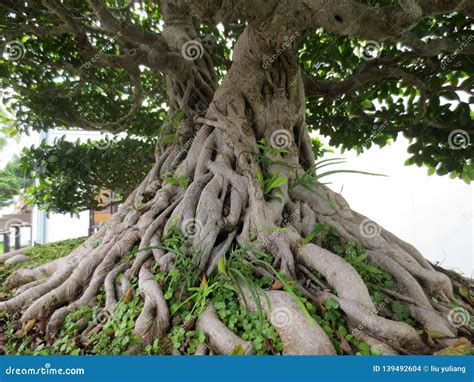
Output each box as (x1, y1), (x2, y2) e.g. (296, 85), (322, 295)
(301, 0), (473, 40)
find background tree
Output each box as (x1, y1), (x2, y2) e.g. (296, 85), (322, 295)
(0, 156), (32, 208)
(0, 0), (472, 355)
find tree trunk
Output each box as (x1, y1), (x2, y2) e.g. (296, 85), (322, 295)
(1, 21), (472, 356)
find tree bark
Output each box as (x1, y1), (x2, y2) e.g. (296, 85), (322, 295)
(1, 13), (472, 356)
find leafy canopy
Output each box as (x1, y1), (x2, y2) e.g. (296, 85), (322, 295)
(0, 0), (472, 213)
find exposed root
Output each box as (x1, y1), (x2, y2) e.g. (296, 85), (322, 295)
(240, 287), (336, 355)
(197, 305), (254, 355)
(298, 244), (375, 310)
(0, 23), (469, 356)
(133, 265), (169, 346)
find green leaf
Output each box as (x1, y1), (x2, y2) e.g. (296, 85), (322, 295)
(269, 175), (287, 190)
(229, 344), (245, 355)
(303, 223), (327, 244)
(172, 111), (185, 129)
(217, 257), (227, 276)
(325, 298), (340, 310)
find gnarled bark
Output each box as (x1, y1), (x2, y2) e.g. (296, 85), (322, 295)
(1, 5), (471, 356)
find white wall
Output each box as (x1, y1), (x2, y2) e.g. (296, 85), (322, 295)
(321, 136), (473, 277)
(45, 211), (90, 243)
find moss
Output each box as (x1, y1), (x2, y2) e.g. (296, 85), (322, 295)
(0, 237), (87, 294)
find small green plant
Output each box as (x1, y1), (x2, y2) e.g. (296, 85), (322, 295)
(162, 172), (189, 188)
(255, 139), (293, 168)
(171, 276), (219, 316)
(292, 157), (385, 191)
(0, 237), (86, 297)
(305, 222), (417, 327)
(315, 298), (380, 355)
(212, 286), (283, 355)
(256, 170), (288, 201)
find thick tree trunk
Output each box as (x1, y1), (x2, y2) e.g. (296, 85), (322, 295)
(1, 22), (472, 355)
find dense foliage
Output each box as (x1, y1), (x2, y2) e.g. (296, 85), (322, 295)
(20, 135), (155, 214)
(0, 156), (32, 208)
(0, 0), (472, 214)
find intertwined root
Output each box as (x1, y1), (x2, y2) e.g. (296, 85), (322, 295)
(1, 30), (472, 354)
(0, 118), (471, 355)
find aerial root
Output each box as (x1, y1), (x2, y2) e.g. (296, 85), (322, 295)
(298, 244), (375, 310)
(348, 328), (399, 355)
(312, 290), (426, 354)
